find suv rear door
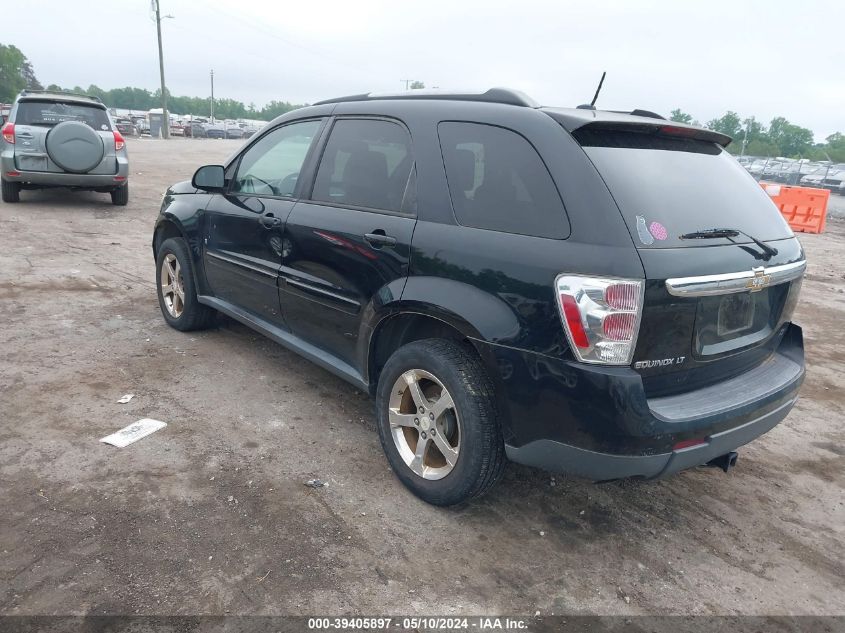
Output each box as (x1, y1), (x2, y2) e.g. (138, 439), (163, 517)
(571, 122), (804, 395)
(12, 98), (116, 174)
(279, 117), (417, 367)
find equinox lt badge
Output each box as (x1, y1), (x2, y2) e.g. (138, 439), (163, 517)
(635, 356), (686, 369)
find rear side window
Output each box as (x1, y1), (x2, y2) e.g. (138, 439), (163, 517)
(438, 122), (569, 238)
(573, 127), (794, 248)
(15, 100), (111, 130)
(312, 119), (414, 213)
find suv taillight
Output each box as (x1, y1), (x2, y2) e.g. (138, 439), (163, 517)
(2, 123), (14, 144)
(556, 275), (644, 365)
(113, 130), (125, 151)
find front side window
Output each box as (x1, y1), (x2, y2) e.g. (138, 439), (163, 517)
(438, 122), (569, 238)
(231, 119), (321, 197)
(311, 119), (414, 213)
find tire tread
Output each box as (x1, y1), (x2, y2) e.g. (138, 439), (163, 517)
(156, 237), (216, 331)
(376, 338), (506, 505)
(2, 179), (20, 203)
(111, 183), (129, 206)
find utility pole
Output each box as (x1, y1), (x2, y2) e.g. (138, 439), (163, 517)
(153, 0), (170, 138)
(741, 116), (753, 158)
(400, 79), (411, 90)
(210, 69), (215, 123)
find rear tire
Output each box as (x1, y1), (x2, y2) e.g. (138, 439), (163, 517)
(375, 339), (506, 506)
(111, 183), (129, 206)
(156, 237), (216, 331)
(2, 179), (20, 203)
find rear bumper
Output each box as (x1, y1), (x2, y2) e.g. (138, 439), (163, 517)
(480, 323), (804, 480)
(505, 395), (796, 480)
(2, 150), (129, 188)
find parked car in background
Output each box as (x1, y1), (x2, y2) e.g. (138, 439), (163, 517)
(152, 88), (805, 505)
(114, 118), (139, 137)
(801, 169), (845, 192)
(760, 161), (785, 180)
(183, 122), (207, 138)
(243, 126), (259, 139)
(170, 123), (185, 137)
(1, 90), (129, 204)
(206, 125), (225, 139)
(225, 125), (244, 140)
(133, 118), (150, 136)
(746, 159), (769, 178)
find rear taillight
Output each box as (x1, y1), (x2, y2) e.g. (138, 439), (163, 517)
(2, 122), (14, 144)
(556, 275), (644, 365)
(113, 130), (125, 151)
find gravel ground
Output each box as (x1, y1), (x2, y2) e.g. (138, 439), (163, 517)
(826, 191), (845, 219)
(1, 139), (843, 617)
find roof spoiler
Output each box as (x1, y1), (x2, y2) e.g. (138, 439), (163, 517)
(19, 89), (103, 104)
(575, 120), (732, 147)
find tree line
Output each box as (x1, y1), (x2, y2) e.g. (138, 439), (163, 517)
(1, 43), (302, 121)
(39, 84), (303, 121)
(3, 42), (842, 158)
(670, 108), (844, 162)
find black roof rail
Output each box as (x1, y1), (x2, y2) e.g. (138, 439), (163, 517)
(19, 89), (102, 103)
(314, 87), (539, 108)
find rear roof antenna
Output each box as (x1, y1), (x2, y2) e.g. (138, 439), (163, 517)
(577, 71), (606, 110)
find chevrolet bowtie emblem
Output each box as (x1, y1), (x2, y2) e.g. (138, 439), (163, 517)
(746, 266), (771, 292)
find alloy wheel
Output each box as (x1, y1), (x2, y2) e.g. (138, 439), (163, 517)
(388, 369), (461, 480)
(160, 253), (185, 318)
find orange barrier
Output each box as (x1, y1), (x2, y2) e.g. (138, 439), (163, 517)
(759, 182), (829, 234)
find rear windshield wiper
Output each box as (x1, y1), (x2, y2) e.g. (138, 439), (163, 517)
(680, 228), (778, 259)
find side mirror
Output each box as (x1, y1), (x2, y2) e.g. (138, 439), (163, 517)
(192, 164), (225, 191)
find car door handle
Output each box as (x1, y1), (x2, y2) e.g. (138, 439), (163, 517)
(259, 213), (282, 228)
(364, 231), (397, 248)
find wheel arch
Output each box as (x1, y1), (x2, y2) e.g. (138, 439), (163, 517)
(365, 302), (516, 442)
(152, 214), (208, 295)
(152, 217), (184, 256)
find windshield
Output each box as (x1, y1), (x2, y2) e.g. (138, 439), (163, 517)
(573, 128), (794, 248)
(15, 99), (111, 130)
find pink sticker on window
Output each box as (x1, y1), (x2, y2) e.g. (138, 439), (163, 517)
(649, 222), (668, 241)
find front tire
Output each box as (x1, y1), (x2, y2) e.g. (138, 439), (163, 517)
(2, 178), (20, 203)
(156, 237), (216, 331)
(111, 183), (129, 206)
(375, 339), (506, 506)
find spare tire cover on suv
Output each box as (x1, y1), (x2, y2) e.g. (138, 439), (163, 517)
(45, 121), (105, 173)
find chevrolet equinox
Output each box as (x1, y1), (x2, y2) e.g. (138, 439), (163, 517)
(152, 89), (805, 505)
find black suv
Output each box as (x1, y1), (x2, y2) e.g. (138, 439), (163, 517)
(152, 89), (805, 506)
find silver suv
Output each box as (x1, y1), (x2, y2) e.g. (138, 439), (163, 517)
(1, 90), (129, 205)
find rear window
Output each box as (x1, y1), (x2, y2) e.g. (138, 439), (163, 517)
(438, 122), (569, 239)
(573, 128), (793, 248)
(15, 100), (111, 131)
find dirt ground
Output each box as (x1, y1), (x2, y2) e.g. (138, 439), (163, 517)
(1, 138), (843, 617)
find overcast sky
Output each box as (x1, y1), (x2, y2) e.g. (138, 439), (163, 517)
(5, 0), (844, 139)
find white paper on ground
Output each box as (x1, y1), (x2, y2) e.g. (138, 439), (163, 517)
(117, 394), (134, 404)
(100, 418), (166, 447)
